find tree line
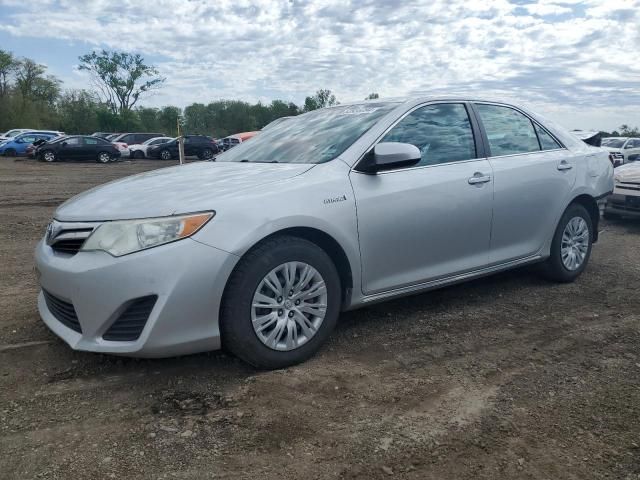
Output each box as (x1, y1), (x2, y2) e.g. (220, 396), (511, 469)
(0, 49), (354, 138)
(0, 48), (636, 139)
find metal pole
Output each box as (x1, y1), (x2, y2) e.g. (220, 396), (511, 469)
(177, 117), (185, 165)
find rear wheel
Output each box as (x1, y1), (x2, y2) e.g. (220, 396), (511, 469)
(4, 149), (16, 157)
(200, 148), (214, 160)
(220, 236), (341, 369)
(160, 149), (172, 160)
(541, 203), (593, 283)
(41, 150), (56, 163)
(97, 151), (111, 163)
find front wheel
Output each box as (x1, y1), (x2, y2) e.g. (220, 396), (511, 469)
(4, 149), (16, 157)
(160, 149), (172, 160)
(41, 150), (56, 163)
(133, 150), (145, 159)
(541, 203), (593, 283)
(220, 236), (341, 369)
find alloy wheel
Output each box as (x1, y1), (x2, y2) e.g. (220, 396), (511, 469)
(98, 152), (110, 163)
(43, 151), (55, 162)
(561, 216), (589, 271)
(251, 261), (328, 351)
(161, 150), (171, 160)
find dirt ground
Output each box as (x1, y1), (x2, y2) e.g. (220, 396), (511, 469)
(0, 157), (639, 480)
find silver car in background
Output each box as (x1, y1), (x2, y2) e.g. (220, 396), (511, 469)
(35, 97), (614, 368)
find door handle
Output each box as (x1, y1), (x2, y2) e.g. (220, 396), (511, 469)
(557, 161), (573, 171)
(468, 174), (491, 185)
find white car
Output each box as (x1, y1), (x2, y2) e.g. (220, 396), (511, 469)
(0, 128), (33, 141)
(605, 162), (640, 219)
(129, 137), (174, 159)
(601, 137), (640, 165)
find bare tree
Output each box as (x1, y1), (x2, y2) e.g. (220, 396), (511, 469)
(78, 50), (165, 115)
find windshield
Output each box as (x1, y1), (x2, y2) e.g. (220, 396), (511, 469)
(216, 102), (399, 164)
(601, 138), (626, 148)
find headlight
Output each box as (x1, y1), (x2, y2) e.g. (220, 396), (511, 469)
(81, 212), (214, 256)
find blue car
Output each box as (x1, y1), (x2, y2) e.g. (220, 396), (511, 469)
(0, 132), (59, 156)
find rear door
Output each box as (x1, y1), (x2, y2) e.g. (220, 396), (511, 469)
(472, 103), (576, 264)
(351, 102), (494, 295)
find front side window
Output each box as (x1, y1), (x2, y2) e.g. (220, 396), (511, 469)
(476, 104), (540, 156)
(19, 135), (37, 143)
(534, 124), (562, 150)
(381, 103), (476, 166)
(65, 137), (82, 146)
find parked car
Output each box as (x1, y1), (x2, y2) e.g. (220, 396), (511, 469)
(0, 132), (59, 156)
(219, 131), (259, 151)
(108, 132), (165, 159)
(36, 135), (120, 163)
(601, 137), (640, 164)
(605, 162), (640, 219)
(147, 135), (219, 160)
(129, 137), (175, 159)
(0, 128), (33, 141)
(91, 132), (117, 139)
(34, 97), (613, 369)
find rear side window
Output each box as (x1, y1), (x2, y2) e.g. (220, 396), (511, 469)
(381, 103), (476, 166)
(476, 104), (540, 156)
(534, 124), (561, 150)
(85, 137), (99, 145)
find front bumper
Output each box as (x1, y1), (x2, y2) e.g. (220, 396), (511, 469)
(35, 237), (238, 357)
(605, 192), (640, 218)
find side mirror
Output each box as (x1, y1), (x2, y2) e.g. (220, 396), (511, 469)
(61, 142), (68, 147)
(358, 142), (421, 173)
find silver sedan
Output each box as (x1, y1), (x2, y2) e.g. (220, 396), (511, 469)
(35, 97), (614, 368)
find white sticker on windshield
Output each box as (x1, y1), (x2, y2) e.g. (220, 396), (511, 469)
(338, 106), (381, 116)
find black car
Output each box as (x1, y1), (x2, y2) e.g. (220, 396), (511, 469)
(147, 135), (219, 160)
(36, 136), (121, 163)
(91, 132), (117, 139)
(110, 132), (166, 145)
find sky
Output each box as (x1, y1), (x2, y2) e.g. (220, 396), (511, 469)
(0, 0), (639, 131)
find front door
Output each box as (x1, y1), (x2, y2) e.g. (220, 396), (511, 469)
(350, 103), (494, 295)
(58, 136), (84, 160)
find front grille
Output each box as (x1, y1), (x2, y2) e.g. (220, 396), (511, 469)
(47, 221), (98, 255)
(42, 290), (82, 333)
(103, 296), (157, 341)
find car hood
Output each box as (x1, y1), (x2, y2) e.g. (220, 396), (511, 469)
(615, 163), (640, 182)
(55, 161), (315, 221)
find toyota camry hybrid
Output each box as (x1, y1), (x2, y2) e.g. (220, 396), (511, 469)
(35, 97), (614, 369)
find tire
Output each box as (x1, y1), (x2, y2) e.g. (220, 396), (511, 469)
(160, 149), (172, 160)
(133, 150), (145, 159)
(41, 150), (56, 163)
(4, 149), (16, 157)
(200, 148), (214, 160)
(220, 236), (341, 369)
(97, 151), (111, 163)
(541, 203), (593, 283)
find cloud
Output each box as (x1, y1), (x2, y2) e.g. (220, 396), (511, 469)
(0, 0), (638, 130)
